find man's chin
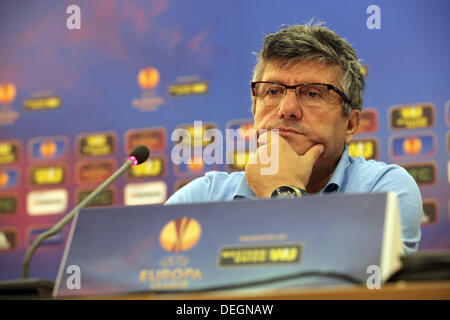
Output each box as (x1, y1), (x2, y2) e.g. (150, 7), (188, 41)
(292, 145), (314, 156)
(285, 138), (315, 156)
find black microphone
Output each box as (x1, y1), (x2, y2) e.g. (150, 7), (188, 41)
(128, 144), (150, 165)
(21, 145), (150, 279)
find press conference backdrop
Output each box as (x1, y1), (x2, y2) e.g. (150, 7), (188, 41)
(0, 0), (449, 281)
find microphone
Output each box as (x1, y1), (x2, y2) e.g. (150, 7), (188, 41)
(21, 145), (150, 279)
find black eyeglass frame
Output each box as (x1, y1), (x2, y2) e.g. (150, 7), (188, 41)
(250, 81), (351, 105)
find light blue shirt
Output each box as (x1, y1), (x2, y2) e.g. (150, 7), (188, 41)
(166, 145), (422, 253)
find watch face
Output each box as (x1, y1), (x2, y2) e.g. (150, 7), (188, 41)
(272, 186), (298, 198)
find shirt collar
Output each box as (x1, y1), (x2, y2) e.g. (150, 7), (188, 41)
(320, 144), (350, 194)
(233, 144), (350, 199)
(233, 173), (257, 200)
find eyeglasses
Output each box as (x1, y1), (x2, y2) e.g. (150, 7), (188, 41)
(251, 81), (351, 109)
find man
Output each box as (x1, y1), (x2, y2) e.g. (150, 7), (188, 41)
(166, 23), (422, 253)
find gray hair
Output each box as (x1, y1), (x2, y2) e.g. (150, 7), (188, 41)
(251, 22), (365, 116)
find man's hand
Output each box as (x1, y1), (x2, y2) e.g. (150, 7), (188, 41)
(245, 131), (324, 198)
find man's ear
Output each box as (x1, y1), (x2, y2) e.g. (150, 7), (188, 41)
(345, 109), (361, 144)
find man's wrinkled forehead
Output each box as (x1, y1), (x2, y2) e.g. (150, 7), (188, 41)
(261, 59), (343, 85)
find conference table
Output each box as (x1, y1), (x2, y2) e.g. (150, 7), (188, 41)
(74, 280), (450, 300)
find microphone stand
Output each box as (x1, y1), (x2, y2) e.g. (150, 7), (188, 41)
(21, 157), (135, 279)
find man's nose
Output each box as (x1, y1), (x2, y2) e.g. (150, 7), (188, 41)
(277, 89), (302, 120)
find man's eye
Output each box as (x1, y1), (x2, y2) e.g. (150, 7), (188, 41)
(266, 87), (283, 96)
(303, 90), (321, 99)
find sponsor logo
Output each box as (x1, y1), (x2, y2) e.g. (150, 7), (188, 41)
(127, 156), (165, 179)
(139, 255), (202, 290)
(389, 133), (436, 160)
(24, 90), (61, 111)
(27, 189), (68, 216)
(159, 217), (202, 252)
(28, 226), (64, 246)
(0, 107), (20, 125)
(171, 121), (278, 176)
(348, 138), (378, 160)
(0, 82), (20, 125)
(175, 122), (217, 147)
(30, 164), (66, 187)
(124, 181), (167, 206)
(356, 108), (378, 134)
(389, 103), (434, 130)
(0, 228), (17, 251)
(77, 188), (114, 207)
(28, 136), (68, 161)
(0, 168), (18, 190)
(125, 128), (166, 153)
(0, 141), (20, 164)
(0, 194), (18, 216)
(140, 215), (203, 290)
(133, 67), (164, 112)
(169, 75), (208, 97)
(138, 67), (160, 90)
(77, 132), (116, 157)
(400, 162), (436, 186)
(421, 200), (438, 225)
(218, 244), (303, 267)
(76, 159), (116, 184)
(0, 83), (17, 105)
(169, 82), (208, 97)
(172, 122), (219, 176)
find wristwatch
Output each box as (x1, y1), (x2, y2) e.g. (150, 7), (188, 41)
(271, 185), (307, 199)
